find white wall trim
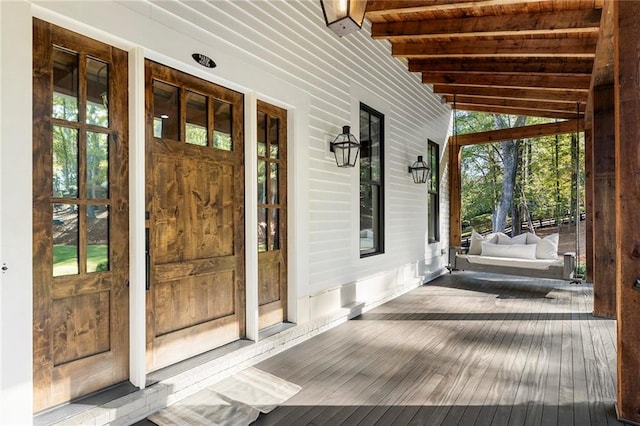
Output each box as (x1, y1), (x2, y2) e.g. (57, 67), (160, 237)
(0, 2), (34, 423)
(129, 46), (147, 389)
(245, 91), (259, 342)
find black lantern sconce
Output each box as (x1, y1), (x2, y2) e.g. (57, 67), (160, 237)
(330, 125), (360, 168)
(320, 0), (367, 37)
(408, 155), (430, 184)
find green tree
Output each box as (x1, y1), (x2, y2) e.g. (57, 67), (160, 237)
(458, 112), (583, 236)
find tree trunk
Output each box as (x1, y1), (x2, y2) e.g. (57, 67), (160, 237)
(492, 115), (527, 234)
(495, 139), (518, 233)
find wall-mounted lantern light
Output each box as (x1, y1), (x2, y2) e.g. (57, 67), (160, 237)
(330, 125), (360, 168)
(408, 155), (430, 184)
(320, 0), (367, 37)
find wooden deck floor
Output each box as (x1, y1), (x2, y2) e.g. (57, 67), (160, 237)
(253, 273), (622, 426)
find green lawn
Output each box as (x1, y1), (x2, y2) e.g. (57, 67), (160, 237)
(53, 244), (108, 276)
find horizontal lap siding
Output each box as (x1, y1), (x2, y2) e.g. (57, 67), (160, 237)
(134, 0), (450, 293)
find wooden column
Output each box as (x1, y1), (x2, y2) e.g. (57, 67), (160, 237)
(584, 125), (594, 282)
(614, 1), (640, 422)
(448, 141), (462, 246)
(592, 84), (616, 318)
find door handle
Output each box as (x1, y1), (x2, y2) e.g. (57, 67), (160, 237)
(145, 227), (151, 291)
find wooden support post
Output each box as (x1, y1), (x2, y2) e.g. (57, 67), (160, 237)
(592, 84), (616, 318)
(448, 142), (462, 246)
(584, 125), (594, 282)
(614, 1), (640, 422)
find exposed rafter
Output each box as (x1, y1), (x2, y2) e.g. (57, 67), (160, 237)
(422, 72), (591, 89)
(433, 84), (589, 103)
(365, 0), (595, 17)
(442, 95), (587, 113)
(450, 119), (585, 146)
(408, 58), (594, 74)
(392, 38), (598, 58)
(452, 104), (581, 120)
(372, 9), (601, 40)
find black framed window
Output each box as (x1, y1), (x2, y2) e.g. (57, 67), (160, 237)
(428, 140), (440, 243)
(359, 104), (384, 256)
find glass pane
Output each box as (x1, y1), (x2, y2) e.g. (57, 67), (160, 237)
(371, 186), (380, 250)
(53, 126), (78, 198)
(269, 163), (279, 205)
(359, 137), (371, 182)
(258, 208), (267, 253)
(53, 203), (79, 276)
(86, 132), (109, 199)
(87, 205), (109, 273)
(257, 111), (266, 157)
(269, 117), (279, 159)
(153, 80), (180, 140)
(258, 160), (267, 204)
(359, 109), (369, 142)
(321, 0), (339, 22)
(430, 144), (438, 193)
(269, 208), (280, 251)
(52, 47), (79, 122)
(370, 115), (381, 182)
(214, 100), (232, 150)
(86, 58), (109, 127)
(360, 184), (372, 250)
(153, 117), (162, 139)
(360, 184), (379, 252)
(186, 91), (208, 146)
(428, 193), (438, 242)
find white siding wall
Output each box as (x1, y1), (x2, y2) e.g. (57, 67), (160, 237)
(1, 1), (452, 420)
(108, 0), (451, 303)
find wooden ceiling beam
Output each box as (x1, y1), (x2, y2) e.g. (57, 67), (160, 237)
(366, 0), (474, 16)
(585, 0), (613, 128)
(433, 84), (589, 102)
(422, 72), (591, 90)
(366, 0), (598, 17)
(453, 103), (582, 120)
(392, 38), (598, 58)
(450, 119), (584, 146)
(372, 9), (601, 40)
(443, 95), (586, 113)
(408, 58), (594, 74)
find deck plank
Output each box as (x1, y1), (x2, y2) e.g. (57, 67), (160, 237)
(249, 273), (618, 426)
(557, 288), (575, 426)
(468, 291), (534, 426)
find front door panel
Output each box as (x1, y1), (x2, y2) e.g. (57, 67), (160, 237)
(145, 61), (245, 371)
(32, 19), (129, 412)
(257, 101), (287, 329)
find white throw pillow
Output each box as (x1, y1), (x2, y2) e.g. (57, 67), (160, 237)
(469, 231), (498, 255)
(481, 242), (537, 259)
(497, 233), (527, 245)
(526, 233), (559, 259)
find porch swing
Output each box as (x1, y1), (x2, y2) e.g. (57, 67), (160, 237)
(448, 103), (582, 283)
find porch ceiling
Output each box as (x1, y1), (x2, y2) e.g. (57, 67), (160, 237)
(366, 0), (605, 120)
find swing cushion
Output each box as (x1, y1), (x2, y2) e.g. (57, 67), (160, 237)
(497, 233), (528, 245)
(526, 233), (559, 260)
(481, 242), (537, 260)
(468, 231), (499, 255)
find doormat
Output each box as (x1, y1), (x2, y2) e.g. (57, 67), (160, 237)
(148, 367), (301, 426)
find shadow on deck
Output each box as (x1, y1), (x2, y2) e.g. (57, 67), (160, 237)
(251, 272), (621, 426)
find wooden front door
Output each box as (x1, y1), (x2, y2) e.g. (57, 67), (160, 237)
(257, 101), (288, 329)
(32, 19), (129, 412)
(145, 61), (245, 371)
